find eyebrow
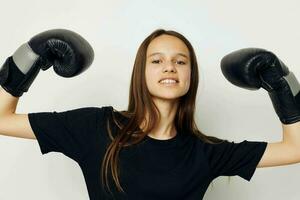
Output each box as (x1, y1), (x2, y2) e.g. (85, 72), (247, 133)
(147, 52), (189, 59)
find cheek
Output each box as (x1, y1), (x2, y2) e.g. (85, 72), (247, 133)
(145, 67), (157, 87)
(182, 68), (191, 81)
(146, 66), (159, 79)
(182, 69), (191, 89)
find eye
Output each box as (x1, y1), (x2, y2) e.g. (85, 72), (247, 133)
(151, 60), (161, 64)
(177, 61), (186, 65)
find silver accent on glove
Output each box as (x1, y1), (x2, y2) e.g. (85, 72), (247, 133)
(12, 43), (39, 74)
(284, 72), (300, 97)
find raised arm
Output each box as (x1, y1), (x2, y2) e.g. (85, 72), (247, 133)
(0, 29), (94, 140)
(0, 87), (35, 139)
(221, 47), (300, 168)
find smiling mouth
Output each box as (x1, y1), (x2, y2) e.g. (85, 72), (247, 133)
(159, 82), (179, 86)
(159, 80), (179, 83)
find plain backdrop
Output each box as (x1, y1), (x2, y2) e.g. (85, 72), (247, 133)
(0, 0), (300, 199)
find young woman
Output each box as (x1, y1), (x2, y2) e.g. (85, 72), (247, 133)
(0, 28), (299, 200)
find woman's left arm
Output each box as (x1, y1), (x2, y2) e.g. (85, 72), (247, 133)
(257, 122), (300, 168)
(220, 48), (300, 168)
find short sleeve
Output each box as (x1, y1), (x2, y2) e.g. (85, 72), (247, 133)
(28, 106), (106, 163)
(203, 140), (267, 181)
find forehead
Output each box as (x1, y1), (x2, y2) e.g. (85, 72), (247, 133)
(147, 35), (189, 56)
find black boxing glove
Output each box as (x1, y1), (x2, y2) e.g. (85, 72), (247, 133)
(0, 29), (94, 97)
(221, 48), (300, 124)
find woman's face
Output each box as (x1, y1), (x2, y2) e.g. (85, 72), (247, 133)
(145, 34), (191, 101)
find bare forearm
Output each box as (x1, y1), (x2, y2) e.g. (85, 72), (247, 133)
(282, 122), (300, 148)
(0, 87), (19, 116)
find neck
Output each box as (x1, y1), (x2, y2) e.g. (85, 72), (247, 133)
(141, 99), (179, 140)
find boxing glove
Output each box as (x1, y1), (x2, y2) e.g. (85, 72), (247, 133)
(221, 48), (300, 124)
(0, 29), (94, 97)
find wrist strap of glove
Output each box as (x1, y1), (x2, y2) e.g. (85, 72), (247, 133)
(268, 74), (300, 124)
(0, 56), (41, 97)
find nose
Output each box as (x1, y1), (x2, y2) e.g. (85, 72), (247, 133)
(163, 60), (177, 73)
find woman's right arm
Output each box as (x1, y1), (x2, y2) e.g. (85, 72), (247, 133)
(0, 87), (35, 139)
(0, 29), (94, 140)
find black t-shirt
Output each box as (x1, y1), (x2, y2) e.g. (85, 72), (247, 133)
(28, 106), (267, 200)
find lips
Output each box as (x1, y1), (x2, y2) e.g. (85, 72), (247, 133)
(159, 78), (179, 83)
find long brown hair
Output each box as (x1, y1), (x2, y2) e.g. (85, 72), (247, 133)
(101, 28), (226, 196)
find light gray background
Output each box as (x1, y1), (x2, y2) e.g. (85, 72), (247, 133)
(0, 0), (299, 199)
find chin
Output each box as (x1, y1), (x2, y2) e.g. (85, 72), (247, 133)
(152, 93), (183, 100)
